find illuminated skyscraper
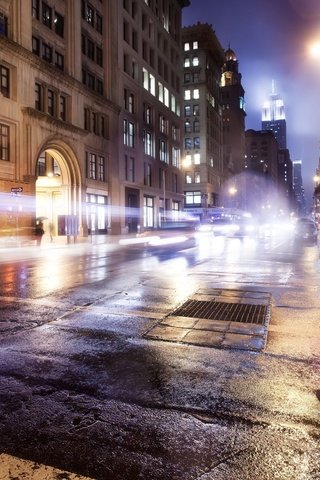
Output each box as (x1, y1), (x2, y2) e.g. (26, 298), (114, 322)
(261, 81), (287, 149)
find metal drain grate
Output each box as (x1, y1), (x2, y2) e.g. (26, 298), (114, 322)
(172, 299), (268, 325)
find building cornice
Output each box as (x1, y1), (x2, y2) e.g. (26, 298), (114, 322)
(21, 107), (88, 136)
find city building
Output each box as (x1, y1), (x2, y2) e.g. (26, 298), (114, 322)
(277, 148), (294, 210)
(220, 46), (246, 178)
(261, 80), (287, 149)
(292, 159), (306, 215)
(245, 129), (279, 216)
(181, 22), (225, 220)
(0, 0), (189, 243)
(118, 0), (190, 233)
(313, 158), (320, 226)
(220, 46), (246, 210)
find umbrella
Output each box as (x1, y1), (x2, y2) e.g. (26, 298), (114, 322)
(36, 216), (48, 221)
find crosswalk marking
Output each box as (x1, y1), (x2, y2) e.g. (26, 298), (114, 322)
(0, 453), (94, 480)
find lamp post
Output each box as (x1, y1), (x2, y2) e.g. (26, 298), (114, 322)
(229, 186), (237, 209)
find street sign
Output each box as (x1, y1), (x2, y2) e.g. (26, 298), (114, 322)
(11, 187), (23, 193)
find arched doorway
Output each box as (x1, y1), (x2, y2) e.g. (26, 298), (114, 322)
(35, 143), (83, 243)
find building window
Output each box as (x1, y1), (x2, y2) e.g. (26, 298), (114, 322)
(124, 119), (134, 147)
(184, 57), (190, 68)
(42, 2), (52, 28)
(194, 153), (200, 164)
(184, 90), (191, 100)
(87, 72), (95, 90)
(128, 93), (134, 113)
(42, 42), (52, 62)
(194, 137), (200, 149)
(32, 36), (40, 55)
(59, 95), (66, 121)
(87, 39), (95, 60)
(192, 56), (199, 67)
(47, 89), (55, 115)
(0, 123), (9, 161)
(195, 172), (201, 183)
(184, 105), (191, 117)
(143, 103), (152, 124)
(184, 120), (191, 133)
(193, 120), (200, 132)
(144, 163), (152, 186)
(88, 152), (97, 179)
(185, 172), (192, 184)
(55, 51), (64, 70)
(159, 140), (167, 163)
(96, 46), (103, 67)
(35, 83), (42, 110)
(32, 0), (40, 19)
(185, 191), (201, 205)
(86, 4), (94, 26)
(125, 155), (135, 182)
(54, 12), (64, 37)
(184, 42), (190, 51)
(91, 112), (97, 135)
(143, 130), (152, 156)
(143, 195), (154, 228)
(159, 115), (168, 134)
(98, 155), (105, 181)
(172, 147), (179, 167)
(184, 137), (192, 150)
(193, 104), (199, 116)
(0, 65), (9, 98)
(96, 14), (102, 34)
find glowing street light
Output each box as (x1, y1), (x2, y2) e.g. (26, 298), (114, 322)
(309, 41), (320, 59)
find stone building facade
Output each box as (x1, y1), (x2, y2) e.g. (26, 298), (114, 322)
(0, 0), (189, 242)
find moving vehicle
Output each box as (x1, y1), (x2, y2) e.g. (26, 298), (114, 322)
(294, 218), (318, 243)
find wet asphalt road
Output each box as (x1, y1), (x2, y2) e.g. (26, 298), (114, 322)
(0, 232), (319, 479)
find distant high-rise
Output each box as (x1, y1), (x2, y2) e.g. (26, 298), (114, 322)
(221, 47), (246, 177)
(292, 160), (306, 214)
(261, 81), (287, 149)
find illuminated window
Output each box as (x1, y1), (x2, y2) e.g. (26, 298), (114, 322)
(184, 42), (190, 51)
(194, 153), (200, 164)
(185, 172), (192, 184)
(184, 89), (191, 100)
(193, 89), (199, 99)
(185, 191), (201, 205)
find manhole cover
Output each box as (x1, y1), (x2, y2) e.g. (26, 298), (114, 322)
(172, 299), (268, 325)
(143, 288), (272, 351)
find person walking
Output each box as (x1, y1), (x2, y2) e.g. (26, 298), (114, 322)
(35, 221), (45, 246)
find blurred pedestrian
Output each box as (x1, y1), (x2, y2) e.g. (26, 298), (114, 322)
(35, 221), (44, 246)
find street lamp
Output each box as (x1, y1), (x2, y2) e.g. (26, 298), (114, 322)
(229, 186), (238, 209)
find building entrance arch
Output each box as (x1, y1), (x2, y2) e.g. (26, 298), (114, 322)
(35, 141), (84, 242)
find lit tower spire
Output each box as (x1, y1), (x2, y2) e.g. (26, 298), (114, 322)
(261, 81), (287, 149)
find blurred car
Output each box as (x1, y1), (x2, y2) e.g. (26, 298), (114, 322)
(119, 221), (198, 251)
(294, 218), (318, 242)
(211, 218), (238, 236)
(231, 217), (258, 238)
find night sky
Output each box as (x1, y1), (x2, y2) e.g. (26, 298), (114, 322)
(182, 0), (320, 205)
